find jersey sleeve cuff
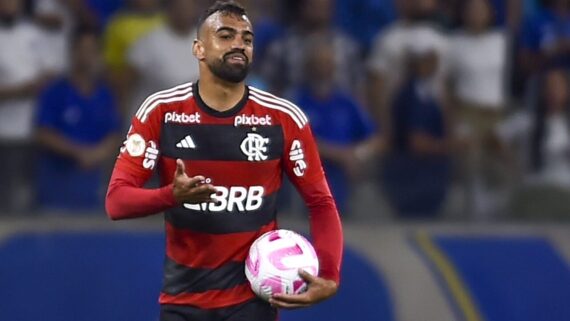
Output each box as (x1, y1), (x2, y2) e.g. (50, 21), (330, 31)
(160, 183), (177, 207)
(319, 268), (340, 285)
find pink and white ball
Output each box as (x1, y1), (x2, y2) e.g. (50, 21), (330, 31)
(245, 229), (319, 301)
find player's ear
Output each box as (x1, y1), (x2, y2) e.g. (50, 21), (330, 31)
(193, 39), (206, 60)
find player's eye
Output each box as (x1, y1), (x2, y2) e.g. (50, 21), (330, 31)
(219, 34), (233, 40)
(244, 38), (253, 45)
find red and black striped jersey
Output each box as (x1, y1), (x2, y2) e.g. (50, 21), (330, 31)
(115, 82), (327, 309)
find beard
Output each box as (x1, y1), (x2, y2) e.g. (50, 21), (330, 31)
(207, 52), (250, 83)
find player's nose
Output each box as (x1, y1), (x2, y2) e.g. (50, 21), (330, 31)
(231, 36), (246, 50)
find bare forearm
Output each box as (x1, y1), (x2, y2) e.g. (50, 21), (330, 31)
(366, 72), (391, 142)
(97, 134), (122, 158)
(317, 141), (353, 165)
(410, 133), (448, 155)
(0, 83), (35, 101)
(35, 127), (83, 159)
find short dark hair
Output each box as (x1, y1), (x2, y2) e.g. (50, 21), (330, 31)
(197, 1), (247, 33)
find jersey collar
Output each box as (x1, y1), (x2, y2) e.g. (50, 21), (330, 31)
(193, 81), (249, 118)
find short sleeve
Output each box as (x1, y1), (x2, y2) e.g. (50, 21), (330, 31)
(115, 100), (162, 179)
(520, 16), (542, 51)
(103, 88), (122, 134)
(35, 81), (61, 128)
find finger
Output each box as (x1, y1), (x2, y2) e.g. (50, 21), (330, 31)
(189, 184), (217, 195)
(298, 269), (318, 283)
(269, 298), (310, 309)
(178, 186), (217, 203)
(175, 159), (186, 177)
(271, 292), (310, 304)
(183, 176), (206, 188)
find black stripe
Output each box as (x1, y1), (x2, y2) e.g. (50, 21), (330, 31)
(160, 298), (277, 320)
(160, 123), (284, 161)
(162, 257), (247, 294)
(165, 193), (277, 234)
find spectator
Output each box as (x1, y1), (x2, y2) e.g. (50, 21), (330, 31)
(381, 46), (452, 218)
(33, 0), (97, 73)
(499, 68), (570, 218)
(441, 0), (522, 29)
(335, 0), (397, 51)
(448, 0), (508, 113)
(126, 0), (199, 120)
(0, 0), (53, 213)
(519, 0), (570, 78)
(292, 39), (382, 214)
(448, 0), (510, 218)
(262, 0), (361, 96)
(103, 0), (162, 114)
(367, 0), (448, 145)
(35, 27), (121, 213)
(530, 68), (570, 185)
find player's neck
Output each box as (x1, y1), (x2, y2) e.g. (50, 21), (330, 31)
(197, 75), (246, 112)
(70, 72), (97, 96)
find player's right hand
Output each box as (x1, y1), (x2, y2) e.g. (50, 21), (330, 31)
(173, 159), (217, 204)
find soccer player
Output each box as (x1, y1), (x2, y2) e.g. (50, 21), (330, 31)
(105, 1), (343, 320)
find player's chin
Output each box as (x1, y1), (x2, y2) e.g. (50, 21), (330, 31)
(222, 67), (249, 83)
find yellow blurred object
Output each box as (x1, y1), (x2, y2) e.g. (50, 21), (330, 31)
(103, 12), (164, 70)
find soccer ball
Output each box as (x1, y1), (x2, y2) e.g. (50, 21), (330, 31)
(245, 229), (319, 301)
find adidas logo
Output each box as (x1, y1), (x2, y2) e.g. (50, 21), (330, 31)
(176, 135), (196, 149)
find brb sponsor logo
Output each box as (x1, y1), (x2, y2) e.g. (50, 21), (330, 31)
(164, 112), (201, 124)
(234, 114), (272, 127)
(184, 186), (264, 212)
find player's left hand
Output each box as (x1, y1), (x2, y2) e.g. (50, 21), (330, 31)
(269, 269), (338, 309)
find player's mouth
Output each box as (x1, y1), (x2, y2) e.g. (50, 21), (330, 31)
(225, 53), (248, 65)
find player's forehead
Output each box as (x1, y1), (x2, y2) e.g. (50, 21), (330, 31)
(203, 11), (253, 36)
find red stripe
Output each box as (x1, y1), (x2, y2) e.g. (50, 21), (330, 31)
(160, 158), (283, 195)
(159, 283), (255, 309)
(166, 221), (277, 268)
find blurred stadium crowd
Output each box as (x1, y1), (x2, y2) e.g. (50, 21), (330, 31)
(0, 0), (569, 221)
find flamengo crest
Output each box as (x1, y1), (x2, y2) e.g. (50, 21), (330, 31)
(241, 133), (269, 161)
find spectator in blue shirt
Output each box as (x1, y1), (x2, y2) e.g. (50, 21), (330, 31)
(519, 0), (570, 76)
(34, 27), (121, 212)
(292, 39), (382, 213)
(382, 46), (452, 218)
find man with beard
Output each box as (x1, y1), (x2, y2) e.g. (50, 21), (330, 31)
(105, 1), (343, 320)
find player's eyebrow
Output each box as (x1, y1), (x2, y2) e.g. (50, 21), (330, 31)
(215, 27), (254, 38)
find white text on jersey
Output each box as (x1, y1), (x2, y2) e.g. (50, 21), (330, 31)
(184, 186), (264, 212)
(164, 112), (201, 124)
(234, 114), (272, 127)
(143, 141), (159, 170)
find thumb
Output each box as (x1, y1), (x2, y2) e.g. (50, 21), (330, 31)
(175, 159), (186, 177)
(298, 269), (317, 283)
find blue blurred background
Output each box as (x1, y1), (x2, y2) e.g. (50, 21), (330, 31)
(1, 0), (570, 320)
